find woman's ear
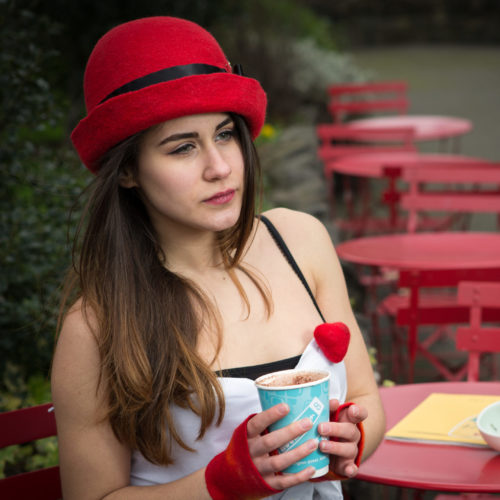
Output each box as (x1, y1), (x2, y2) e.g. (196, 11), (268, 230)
(118, 168), (138, 188)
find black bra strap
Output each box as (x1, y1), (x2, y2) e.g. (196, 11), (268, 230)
(260, 215), (326, 323)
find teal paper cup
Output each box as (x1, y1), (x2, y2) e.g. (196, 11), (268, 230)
(255, 369), (330, 478)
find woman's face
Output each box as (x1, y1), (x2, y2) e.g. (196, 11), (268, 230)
(129, 113), (245, 239)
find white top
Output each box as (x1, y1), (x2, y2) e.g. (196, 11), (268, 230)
(130, 339), (347, 499)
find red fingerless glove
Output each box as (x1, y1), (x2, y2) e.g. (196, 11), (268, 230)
(205, 414), (282, 500)
(310, 402), (365, 482)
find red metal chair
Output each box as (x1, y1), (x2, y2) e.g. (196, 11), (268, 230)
(316, 124), (416, 237)
(399, 163), (500, 233)
(317, 123), (415, 162)
(0, 403), (62, 499)
(327, 80), (409, 124)
(378, 268), (500, 383)
(325, 80), (471, 153)
(455, 281), (500, 381)
(379, 160), (500, 234)
(373, 163), (500, 380)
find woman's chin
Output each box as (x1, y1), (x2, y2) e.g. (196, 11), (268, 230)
(204, 209), (241, 232)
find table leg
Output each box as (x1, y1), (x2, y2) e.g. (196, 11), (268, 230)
(382, 167), (402, 232)
(408, 282), (419, 383)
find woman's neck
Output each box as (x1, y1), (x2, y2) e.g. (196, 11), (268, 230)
(158, 227), (225, 276)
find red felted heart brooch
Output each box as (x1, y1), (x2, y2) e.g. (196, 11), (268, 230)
(313, 322), (350, 363)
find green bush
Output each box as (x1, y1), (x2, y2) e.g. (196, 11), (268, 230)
(0, 364), (58, 478)
(0, 2), (87, 389)
(211, 0), (368, 124)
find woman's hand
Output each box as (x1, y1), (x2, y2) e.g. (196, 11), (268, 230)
(317, 399), (367, 478)
(246, 403), (319, 490)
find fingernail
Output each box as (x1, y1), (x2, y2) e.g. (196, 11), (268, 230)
(278, 403), (289, 415)
(318, 422), (327, 434)
(308, 439), (319, 450)
(346, 464), (357, 477)
(305, 466), (316, 476)
(351, 405), (359, 417)
(300, 418), (313, 430)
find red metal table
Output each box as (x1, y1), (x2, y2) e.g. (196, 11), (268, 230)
(336, 232), (500, 271)
(345, 115), (472, 143)
(328, 152), (491, 179)
(358, 381), (500, 493)
(336, 233), (500, 381)
(326, 153), (493, 233)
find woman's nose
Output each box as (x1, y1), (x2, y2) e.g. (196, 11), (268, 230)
(202, 145), (232, 180)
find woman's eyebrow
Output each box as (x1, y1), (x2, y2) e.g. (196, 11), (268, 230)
(157, 131), (198, 147)
(157, 117), (233, 147)
(216, 117), (233, 130)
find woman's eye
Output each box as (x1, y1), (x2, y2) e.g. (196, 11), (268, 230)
(169, 143), (195, 155)
(217, 129), (234, 142)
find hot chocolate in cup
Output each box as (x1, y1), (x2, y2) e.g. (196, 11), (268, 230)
(255, 369), (330, 478)
(257, 370), (326, 388)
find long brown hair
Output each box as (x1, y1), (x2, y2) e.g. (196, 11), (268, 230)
(58, 114), (269, 464)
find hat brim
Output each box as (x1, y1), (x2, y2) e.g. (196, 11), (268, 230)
(71, 73), (267, 172)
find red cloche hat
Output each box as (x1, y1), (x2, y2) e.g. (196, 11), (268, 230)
(71, 16), (267, 172)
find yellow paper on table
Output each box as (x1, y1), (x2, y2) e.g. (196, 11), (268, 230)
(386, 393), (500, 447)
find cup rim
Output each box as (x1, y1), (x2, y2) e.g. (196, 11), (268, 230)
(255, 368), (330, 390)
(477, 400), (500, 437)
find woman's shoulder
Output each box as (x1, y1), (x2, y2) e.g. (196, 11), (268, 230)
(51, 300), (107, 428)
(52, 299), (100, 388)
(58, 298), (99, 343)
(259, 207), (331, 248)
(258, 208), (338, 284)
(51, 298), (106, 419)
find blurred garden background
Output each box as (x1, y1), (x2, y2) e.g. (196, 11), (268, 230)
(1, 0), (500, 484)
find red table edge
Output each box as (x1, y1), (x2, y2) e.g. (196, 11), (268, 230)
(345, 115), (473, 141)
(335, 232), (500, 271)
(356, 457), (500, 493)
(355, 383), (500, 493)
(355, 474), (500, 493)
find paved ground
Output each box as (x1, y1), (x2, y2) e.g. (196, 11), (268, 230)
(351, 45), (500, 161)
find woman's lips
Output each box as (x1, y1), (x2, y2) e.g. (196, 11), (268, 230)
(204, 189), (235, 205)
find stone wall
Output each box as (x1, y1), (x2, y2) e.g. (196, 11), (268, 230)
(258, 125), (329, 222)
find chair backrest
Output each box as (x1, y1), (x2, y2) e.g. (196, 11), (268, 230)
(327, 80), (409, 123)
(397, 268), (500, 326)
(316, 124), (416, 169)
(0, 403), (62, 500)
(395, 268), (500, 382)
(398, 163), (500, 233)
(456, 281), (500, 381)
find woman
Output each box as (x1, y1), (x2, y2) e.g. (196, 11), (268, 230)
(51, 16), (385, 500)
